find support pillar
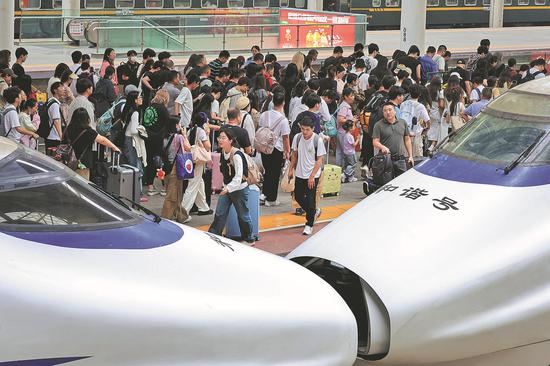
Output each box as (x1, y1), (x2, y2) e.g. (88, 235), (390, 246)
(63, 0), (81, 41)
(489, 0), (504, 28)
(0, 1), (15, 53)
(400, 1), (426, 53)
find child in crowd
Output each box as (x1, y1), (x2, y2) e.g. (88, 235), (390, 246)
(340, 120), (359, 183)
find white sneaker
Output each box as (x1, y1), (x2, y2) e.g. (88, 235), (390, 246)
(183, 216), (192, 224)
(340, 173), (347, 183)
(147, 188), (159, 196)
(348, 176), (358, 183)
(315, 208), (322, 222)
(302, 225), (313, 236)
(265, 200), (280, 207)
(260, 193), (266, 202)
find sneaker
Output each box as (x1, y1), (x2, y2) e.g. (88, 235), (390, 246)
(197, 209), (214, 216)
(183, 216), (192, 224)
(265, 200), (280, 207)
(159, 190), (167, 197)
(139, 197), (149, 203)
(259, 193), (266, 204)
(189, 207), (199, 214)
(244, 239), (256, 246)
(302, 225), (313, 236)
(428, 144), (435, 152)
(341, 173), (347, 183)
(314, 208), (322, 221)
(294, 208), (305, 216)
(348, 176), (358, 183)
(147, 188), (159, 196)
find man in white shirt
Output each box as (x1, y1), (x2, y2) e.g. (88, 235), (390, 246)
(2, 86), (38, 142)
(306, 78), (332, 124)
(45, 81), (65, 151)
(288, 116), (326, 236)
(68, 78), (95, 129)
(363, 43), (379, 73)
(258, 92), (290, 206)
(69, 51), (83, 75)
(175, 73), (199, 128)
(432, 45), (447, 72)
(354, 58), (369, 92)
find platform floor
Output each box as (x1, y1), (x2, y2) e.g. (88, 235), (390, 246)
(18, 25), (550, 78)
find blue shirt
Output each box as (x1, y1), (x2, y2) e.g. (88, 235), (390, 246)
(464, 99), (490, 118)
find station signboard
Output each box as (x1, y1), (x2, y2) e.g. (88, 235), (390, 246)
(279, 9), (358, 49)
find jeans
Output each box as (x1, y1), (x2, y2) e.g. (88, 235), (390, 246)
(392, 159), (407, 178)
(261, 148), (284, 202)
(342, 153), (357, 179)
(294, 177), (319, 227)
(209, 186), (254, 241)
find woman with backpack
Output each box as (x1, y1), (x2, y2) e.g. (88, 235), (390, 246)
(208, 128), (255, 245)
(64, 107), (120, 180)
(18, 98), (39, 149)
(181, 113), (213, 221)
(160, 118), (191, 224)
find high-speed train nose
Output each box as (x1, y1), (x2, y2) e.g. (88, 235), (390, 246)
(0, 226), (358, 365)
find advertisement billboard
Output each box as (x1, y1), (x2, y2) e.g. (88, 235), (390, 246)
(279, 9), (358, 49)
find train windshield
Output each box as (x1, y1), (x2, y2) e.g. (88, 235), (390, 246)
(0, 148), (137, 231)
(441, 111), (549, 164)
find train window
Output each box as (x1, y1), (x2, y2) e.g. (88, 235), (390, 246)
(465, 0), (477, 6)
(254, 0), (269, 6)
(504, 0), (512, 4)
(174, 0), (191, 7)
(145, 0), (164, 7)
(518, 0), (530, 4)
(116, 0), (134, 7)
(20, 0), (41, 8)
(535, 0), (545, 5)
(372, 0), (382, 6)
(280, 0), (289, 6)
(445, 0), (458, 5)
(227, 0), (244, 6)
(53, 0), (62, 8)
(482, 0), (490, 5)
(85, 0), (104, 8)
(295, 0), (306, 6)
(202, 0), (218, 7)
(427, 0), (439, 6)
(386, 0), (399, 6)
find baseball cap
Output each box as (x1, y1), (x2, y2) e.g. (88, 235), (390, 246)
(124, 84), (139, 96)
(450, 71), (462, 80)
(1, 68), (16, 78)
(456, 59), (466, 65)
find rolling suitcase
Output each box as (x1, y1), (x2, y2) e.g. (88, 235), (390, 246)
(106, 152), (140, 203)
(225, 186), (260, 241)
(321, 140), (342, 197)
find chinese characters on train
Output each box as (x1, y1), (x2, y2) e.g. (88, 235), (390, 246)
(377, 184), (460, 211)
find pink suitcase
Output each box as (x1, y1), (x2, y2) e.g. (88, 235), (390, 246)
(210, 151), (223, 194)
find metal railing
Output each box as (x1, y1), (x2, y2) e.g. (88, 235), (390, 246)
(94, 21), (369, 54)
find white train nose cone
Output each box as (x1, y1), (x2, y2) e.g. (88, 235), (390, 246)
(0, 227), (358, 366)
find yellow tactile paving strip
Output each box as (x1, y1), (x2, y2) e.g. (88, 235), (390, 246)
(195, 203), (355, 232)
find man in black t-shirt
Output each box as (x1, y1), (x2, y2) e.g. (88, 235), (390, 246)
(449, 59), (471, 96)
(220, 108), (252, 155)
(397, 45), (422, 83)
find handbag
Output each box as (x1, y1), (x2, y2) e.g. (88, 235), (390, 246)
(280, 161), (295, 193)
(175, 148), (195, 180)
(449, 115), (466, 132)
(54, 129), (88, 171)
(190, 128), (212, 164)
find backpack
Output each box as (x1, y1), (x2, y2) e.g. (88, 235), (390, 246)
(520, 70), (543, 84)
(364, 92), (388, 136)
(419, 56), (437, 84)
(219, 96), (231, 123)
(54, 129), (88, 171)
(324, 106), (341, 138)
(90, 89), (110, 118)
(466, 53), (480, 72)
(254, 114), (285, 155)
(399, 99), (420, 131)
(158, 133), (176, 172)
(97, 98), (126, 136)
(37, 99), (59, 139)
(472, 87), (482, 101)
(0, 106), (17, 137)
(229, 149), (261, 186)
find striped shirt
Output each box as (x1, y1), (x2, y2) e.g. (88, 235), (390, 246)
(208, 58), (224, 80)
